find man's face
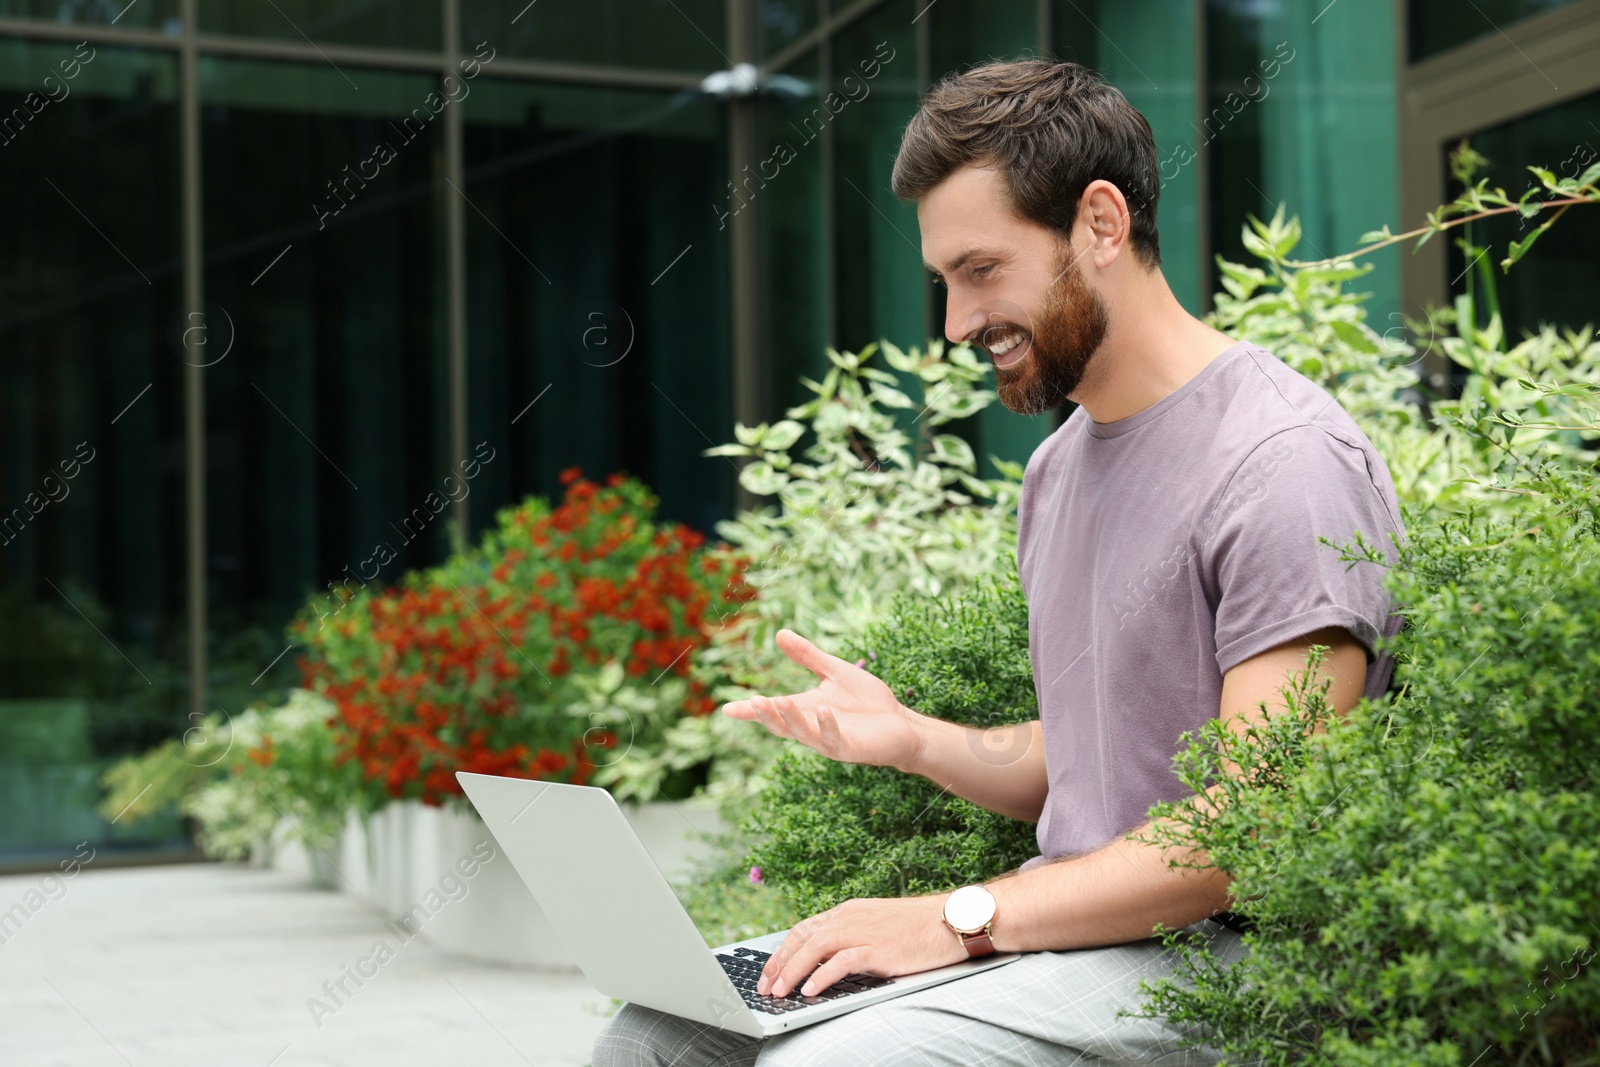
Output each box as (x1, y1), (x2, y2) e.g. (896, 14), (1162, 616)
(918, 165), (1109, 415)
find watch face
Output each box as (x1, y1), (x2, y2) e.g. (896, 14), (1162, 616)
(943, 884), (996, 933)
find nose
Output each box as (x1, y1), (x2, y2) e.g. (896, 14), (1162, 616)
(945, 300), (990, 347)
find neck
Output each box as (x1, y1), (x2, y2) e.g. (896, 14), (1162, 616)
(1069, 266), (1237, 424)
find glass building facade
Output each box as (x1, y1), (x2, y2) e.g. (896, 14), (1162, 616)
(2, 0), (1597, 864)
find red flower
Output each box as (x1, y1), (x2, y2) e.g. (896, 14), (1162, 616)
(302, 468), (754, 804)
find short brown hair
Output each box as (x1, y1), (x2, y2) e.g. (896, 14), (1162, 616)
(891, 59), (1162, 269)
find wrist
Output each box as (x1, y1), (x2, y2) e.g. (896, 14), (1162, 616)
(894, 704), (935, 776)
(940, 883), (998, 959)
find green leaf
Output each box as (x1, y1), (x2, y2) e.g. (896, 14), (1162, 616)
(988, 456), (1024, 481)
(762, 420), (806, 451)
(868, 382), (915, 409)
(733, 422), (768, 447)
(930, 433), (976, 471)
(1328, 319), (1379, 354)
(880, 340), (918, 373)
(1240, 223), (1275, 262)
(1501, 222), (1551, 271)
(738, 461), (789, 497)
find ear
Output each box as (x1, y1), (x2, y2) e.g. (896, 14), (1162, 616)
(1076, 179), (1132, 268)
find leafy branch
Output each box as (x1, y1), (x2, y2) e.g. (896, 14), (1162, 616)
(1289, 139), (1600, 272)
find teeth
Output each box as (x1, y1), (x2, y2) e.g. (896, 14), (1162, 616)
(987, 334), (1021, 356)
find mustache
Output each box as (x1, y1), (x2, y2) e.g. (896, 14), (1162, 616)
(976, 321), (1030, 347)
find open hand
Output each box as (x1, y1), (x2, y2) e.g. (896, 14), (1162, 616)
(720, 629), (926, 772)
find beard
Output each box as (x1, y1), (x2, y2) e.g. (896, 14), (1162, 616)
(984, 245), (1110, 416)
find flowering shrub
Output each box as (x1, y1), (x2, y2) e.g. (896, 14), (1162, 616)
(97, 689), (366, 861)
(295, 469), (754, 807)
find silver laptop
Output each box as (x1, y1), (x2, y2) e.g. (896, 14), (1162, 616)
(456, 771), (1019, 1037)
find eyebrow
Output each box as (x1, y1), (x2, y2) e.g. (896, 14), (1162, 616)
(922, 248), (999, 276)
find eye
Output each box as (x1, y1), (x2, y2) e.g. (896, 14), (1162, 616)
(929, 273), (946, 288)
(971, 264), (995, 280)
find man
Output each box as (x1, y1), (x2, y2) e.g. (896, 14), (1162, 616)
(595, 59), (1401, 1065)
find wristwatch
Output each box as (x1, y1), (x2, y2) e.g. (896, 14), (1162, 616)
(941, 884), (997, 958)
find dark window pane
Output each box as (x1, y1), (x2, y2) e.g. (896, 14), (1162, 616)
(463, 0), (725, 73)
(761, 0), (818, 62)
(1051, 0), (1099, 67)
(832, 0), (921, 353)
(931, 0), (1035, 75)
(0, 0), (178, 31)
(462, 78), (732, 535)
(0, 41), (188, 859)
(199, 57), (449, 681)
(1408, 0), (1582, 61)
(1205, 0), (1401, 325)
(198, 0), (440, 52)
(758, 49), (826, 415)
(1444, 89), (1600, 337)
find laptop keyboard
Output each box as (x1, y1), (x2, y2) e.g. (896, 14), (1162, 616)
(716, 946), (893, 1015)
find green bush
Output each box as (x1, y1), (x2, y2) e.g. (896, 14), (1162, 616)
(743, 563), (1039, 916)
(1137, 440), (1600, 1065)
(100, 688), (369, 860)
(1212, 208), (1600, 515)
(631, 338), (1025, 818)
(741, 202), (1600, 1062)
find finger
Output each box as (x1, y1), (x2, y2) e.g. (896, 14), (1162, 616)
(750, 696), (797, 741)
(770, 695), (820, 748)
(722, 693), (806, 728)
(758, 920), (813, 994)
(815, 704), (843, 757)
(798, 946), (872, 997)
(770, 922), (837, 1000)
(719, 699), (757, 719)
(775, 629), (854, 681)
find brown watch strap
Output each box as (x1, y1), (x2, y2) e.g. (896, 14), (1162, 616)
(960, 929), (995, 958)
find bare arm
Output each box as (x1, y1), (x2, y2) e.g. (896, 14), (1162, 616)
(899, 714), (1048, 822)
(753, 626), (1368, 999)
(986, 626), (1366, 951)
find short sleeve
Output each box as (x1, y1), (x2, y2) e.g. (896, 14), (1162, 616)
(1202, 425), (1403, 677)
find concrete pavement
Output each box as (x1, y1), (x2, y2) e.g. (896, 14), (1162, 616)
(0, 858), (612, 1066)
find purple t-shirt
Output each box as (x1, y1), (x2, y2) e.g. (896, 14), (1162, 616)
(1016, 341), (1403, 868)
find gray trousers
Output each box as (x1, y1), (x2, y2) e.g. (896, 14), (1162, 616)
(593, 919), (1245, 1066)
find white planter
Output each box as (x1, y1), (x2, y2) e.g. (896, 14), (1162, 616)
(335, 793), (726, 969)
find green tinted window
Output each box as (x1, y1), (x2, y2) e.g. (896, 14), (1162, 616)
(462, 79), (732, 532)
(0, 0), (177, 31)
(1205, 0), (1400, 326)
(199, 0), (441, 52)
(1446, 89), (1600, 337)
(463, 0), (726, 73)
(1409, 0), (1583, 61)
(832, 0), (922, 355)
(0, 42), (188, 856)
(761, 0), (819, 62)
(198, 57), (449, 623)
(758, 49), (828, 415)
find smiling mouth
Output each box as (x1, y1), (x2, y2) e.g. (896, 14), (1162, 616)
(983, 327), (1030, 370)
